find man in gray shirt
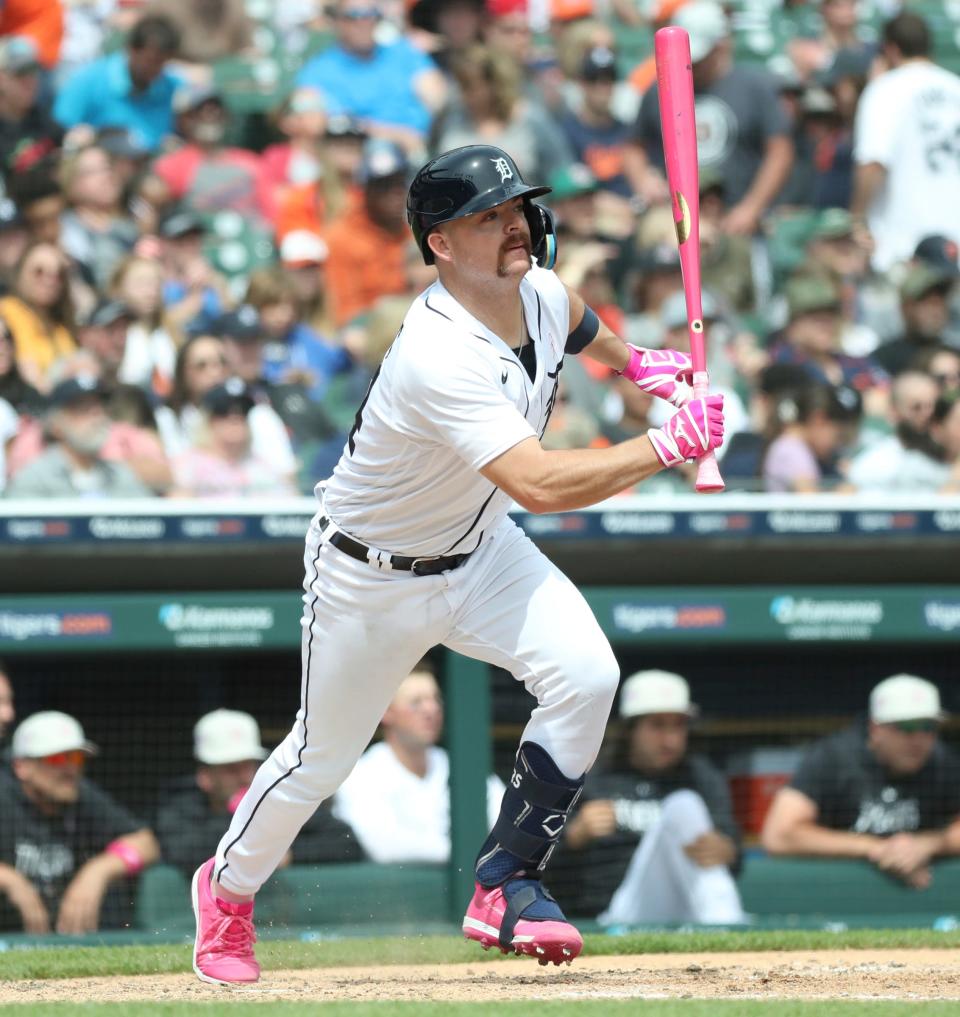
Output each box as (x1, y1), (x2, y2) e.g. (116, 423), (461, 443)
(626, 1), (794, 236)
(5, 376), (152, 499)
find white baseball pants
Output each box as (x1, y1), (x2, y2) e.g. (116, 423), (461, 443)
(598, 790), (747, 926)
(215, 513), (619, 896)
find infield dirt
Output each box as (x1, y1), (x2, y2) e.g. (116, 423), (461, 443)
(1, 949), (958, 1004)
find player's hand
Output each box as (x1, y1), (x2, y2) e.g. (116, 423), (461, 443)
(621, 345), (693, 407)
(648, 395), (724, 468)
(565, 800), (617, 849)
(684, 831), (737, 869)
(56, 864), (110, 934)
(3, 871), (51, 933)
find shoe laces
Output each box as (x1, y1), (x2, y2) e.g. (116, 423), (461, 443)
(209, 911), (257, 957)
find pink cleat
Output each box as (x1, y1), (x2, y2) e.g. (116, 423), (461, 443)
(462, 880), (583, 966)
(191, 858), (260, 985)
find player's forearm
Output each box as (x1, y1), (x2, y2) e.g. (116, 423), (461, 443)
(524, 435), (663, 513)
(581, 324), (631, 373)
(763, 821), (880, 860)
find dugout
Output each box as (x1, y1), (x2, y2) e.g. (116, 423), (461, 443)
(1, 494), (959, 941)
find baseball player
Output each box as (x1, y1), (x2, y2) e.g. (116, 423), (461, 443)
(190, 144), (724, 985)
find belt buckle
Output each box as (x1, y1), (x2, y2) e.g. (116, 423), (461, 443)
(411, 557), (436, 576)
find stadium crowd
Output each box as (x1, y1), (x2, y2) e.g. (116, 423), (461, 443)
(0, 0), (959, 498)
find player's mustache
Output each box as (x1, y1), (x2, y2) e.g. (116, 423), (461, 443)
(501, 236), (531, 255)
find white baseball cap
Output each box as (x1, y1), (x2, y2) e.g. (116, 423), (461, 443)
(619, 670), (699, 719)
(672, 1), (727, 63)
(280, 229), (328, 267)
(869, 674), (946, 725)
(11, 711), (98, 759)
(194, 709), (268, 765)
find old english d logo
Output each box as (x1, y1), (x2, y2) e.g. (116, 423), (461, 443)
(491, 157), (514, 182)
(674, 190), (691, 245)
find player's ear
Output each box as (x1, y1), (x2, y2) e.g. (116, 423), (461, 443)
(427, 227), (453, 264)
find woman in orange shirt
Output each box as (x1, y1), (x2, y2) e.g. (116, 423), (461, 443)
(0, 242), (76, 393)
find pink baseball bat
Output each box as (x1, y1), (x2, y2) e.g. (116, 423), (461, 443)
(654, 26), (725, 492)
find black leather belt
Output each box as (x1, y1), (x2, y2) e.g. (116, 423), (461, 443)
(319, 516), (474, 576)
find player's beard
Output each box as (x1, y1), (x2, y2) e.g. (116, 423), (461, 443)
(497, 237), (531, 278)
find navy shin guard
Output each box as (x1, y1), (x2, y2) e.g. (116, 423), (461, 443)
(476, 742), (583, 888)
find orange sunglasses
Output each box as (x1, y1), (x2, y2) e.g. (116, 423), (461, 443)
(39, 750), (86, 768)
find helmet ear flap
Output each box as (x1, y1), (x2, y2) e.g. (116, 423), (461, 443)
(525, 202), (558, 270)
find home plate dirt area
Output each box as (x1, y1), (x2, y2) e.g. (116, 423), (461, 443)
(1, 950), (958, 1004)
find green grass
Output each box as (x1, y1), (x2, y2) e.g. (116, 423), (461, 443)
(2, 1003), (958, 1016)
(0, 927), (958, 981)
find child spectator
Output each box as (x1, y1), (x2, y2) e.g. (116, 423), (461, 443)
(111, 254), (178, 398)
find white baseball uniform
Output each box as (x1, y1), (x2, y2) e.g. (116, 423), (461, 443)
(214, 267), (620, 896)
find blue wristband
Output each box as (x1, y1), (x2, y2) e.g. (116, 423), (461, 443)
(565, 306), (600, 355)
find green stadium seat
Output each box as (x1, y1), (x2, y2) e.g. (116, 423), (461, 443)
(202, 212), (276, 281)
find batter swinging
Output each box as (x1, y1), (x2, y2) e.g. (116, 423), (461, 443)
(190, 145), (725, 984)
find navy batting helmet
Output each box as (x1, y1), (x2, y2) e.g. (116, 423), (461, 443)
(406, 145), (557, 269)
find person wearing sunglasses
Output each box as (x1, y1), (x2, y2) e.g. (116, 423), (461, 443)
(762, 674), (960, 890)
(0, 711), (159, 934)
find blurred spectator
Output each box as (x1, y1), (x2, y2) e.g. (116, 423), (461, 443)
(0, 241), (76, 394)
(761, 380), (861, 493)
(110, 254), (177, 398)
(244, 266), (350, 401)
(0, 0), (64, 69)
(873, 265), (959, 377)
(170, 378), (298, 498)
(560, 671), (744, 924)
(146, 85), (264, 222)
(210, 304), (344, 491)
(852, 13), (960, 273)
(547, 162), (601, 242)
(0, 312), (43, 415)
(0, 199), (30, 290)
(325, 139), (411, 327)
(848, 371), (947, 493)
(259, 88), (329, 225)
(933, 390), (960, 493)
(157, 208), (231, 337)
(769, 273), (886, 396)
(787, 0), (871, 87)
(272, 112), (363, 244)
(0, 37), (63, 179)
(432, 43), (571, 185)
(5, 375), (154, 498)
(623, 242), (683, 347)
(280, 231), (333, 336)
(481, 0), (531, 71)
(0, 394), (16, 493)
(146, 0), (252, 66)
(560, 46), (631, 199)
(697, 168), (755, 314)
(763, 675), (960, 890)
(156, 709), (361, 879)
(75, 299), (135, 389)
(0, 662), (13, 743)
(53, 14), (182, 152)
(156, 334), (296, 471)
(59, 144), (139, 289)
(627, 1), (793, 235)
(333, 666), (504, 863)
(98, 128), (153, 219)
(8, 165), (66, 246)
(0, 710), (160, 933)
(295, 0), (447, 150)
(913, 345), (960, 396)
(408, 0), (484, 70)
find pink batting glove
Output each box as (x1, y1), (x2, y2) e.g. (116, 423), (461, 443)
(647, 395), (725, 468)
(620, 345), (694, 407)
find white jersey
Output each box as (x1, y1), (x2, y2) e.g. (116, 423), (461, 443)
(332, 742), (505, 864)
(853, 61), (960, 272)
(322, 266), (570, 557)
